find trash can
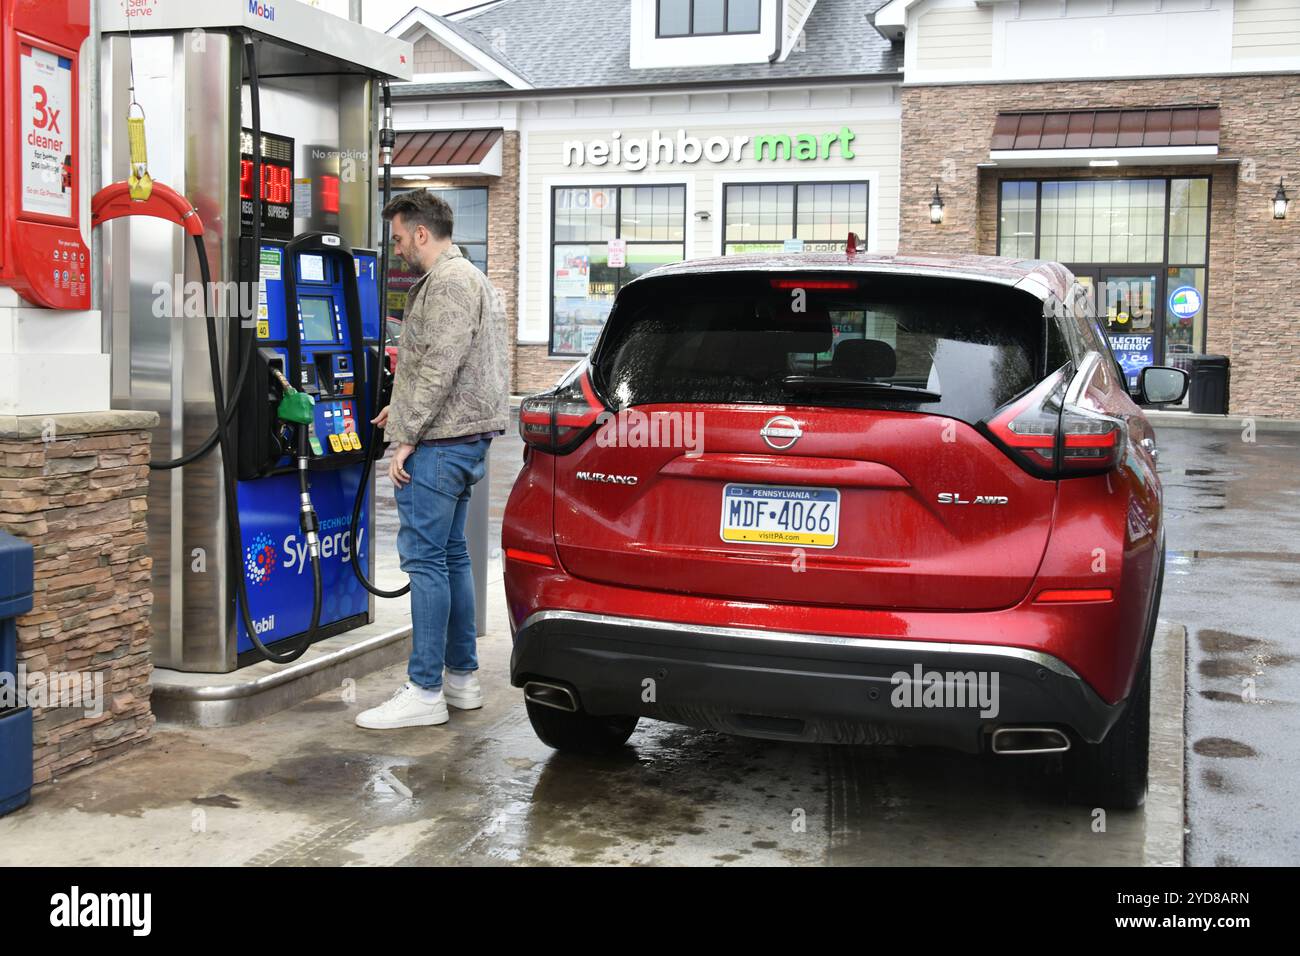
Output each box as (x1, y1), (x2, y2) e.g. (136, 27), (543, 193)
(1188, 354), (1230, 415)
(0, 530), (34, 817)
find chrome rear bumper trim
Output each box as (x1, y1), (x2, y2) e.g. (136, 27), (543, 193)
(517, 609), (1084, 681)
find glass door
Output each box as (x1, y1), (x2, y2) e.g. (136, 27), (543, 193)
(1069, 268), (1162, 389)
(1100, 271), (1161, 389)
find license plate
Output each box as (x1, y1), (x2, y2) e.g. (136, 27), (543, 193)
(720, 483), (840, 549)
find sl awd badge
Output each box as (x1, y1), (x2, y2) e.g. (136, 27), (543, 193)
(937, 493), (1009, 505)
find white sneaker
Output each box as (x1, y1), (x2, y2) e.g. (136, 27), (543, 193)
(443, 670), (483, 710)
(355, 682), (449, 729)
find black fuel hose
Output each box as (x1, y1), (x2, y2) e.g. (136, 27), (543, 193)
(210, 37), (319, 664)
(196, 232), (318, 665)
(147, 305), (255, 470)
(348, 79), (411, 599)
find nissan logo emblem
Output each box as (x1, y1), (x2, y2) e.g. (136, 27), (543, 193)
(760, 415), (802, 450)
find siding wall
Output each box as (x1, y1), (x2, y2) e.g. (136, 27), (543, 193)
(1232, 0), (1300, 60)
(916, 5), (994, 71)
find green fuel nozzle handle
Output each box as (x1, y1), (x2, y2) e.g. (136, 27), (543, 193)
(270, 367), (316, 425)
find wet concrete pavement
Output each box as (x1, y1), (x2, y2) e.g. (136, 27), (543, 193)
(0, 576), (1185, 864)
(1153, 423), (1300, 866)
(1, 413), (1187, 865)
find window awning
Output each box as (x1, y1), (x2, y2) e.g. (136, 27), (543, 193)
(392, 128), (504, 178)
(988, 107), (1221, 168)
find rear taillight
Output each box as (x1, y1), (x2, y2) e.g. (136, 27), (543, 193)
(518, 368), (605, 454)
(984, 370), (1067, 478)
(983, 369), (1125, 478)
(1059, 403), (1125, 474)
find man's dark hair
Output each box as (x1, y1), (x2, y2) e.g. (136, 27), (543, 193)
(382, 190), (454, 240)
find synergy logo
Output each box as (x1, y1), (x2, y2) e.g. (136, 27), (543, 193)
(244, 532), (278, 585)
(248, 0), (275, 22)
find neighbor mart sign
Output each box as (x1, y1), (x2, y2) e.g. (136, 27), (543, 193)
(562, 127), (857, 171)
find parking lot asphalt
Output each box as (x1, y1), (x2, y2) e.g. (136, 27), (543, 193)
(1153, 422), (1300, 866)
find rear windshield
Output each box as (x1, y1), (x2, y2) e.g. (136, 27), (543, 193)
(591, 271), (1054, 424)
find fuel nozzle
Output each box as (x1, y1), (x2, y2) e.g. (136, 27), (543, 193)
(270, 366), (315, 425)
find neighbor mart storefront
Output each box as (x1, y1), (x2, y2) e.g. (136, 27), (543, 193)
(890, 0), (1300, 417)
(544, 133), (876, 358)
(549, 176), (871, 355)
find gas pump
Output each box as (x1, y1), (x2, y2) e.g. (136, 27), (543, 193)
(229, 232), (387, 663)
(97, 2), (411, 672)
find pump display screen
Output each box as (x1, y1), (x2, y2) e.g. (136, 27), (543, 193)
(299, 297), (337, 342)
(299, 255), (326, 283)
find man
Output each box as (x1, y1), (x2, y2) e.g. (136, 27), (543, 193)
(356, 191), (508, 730)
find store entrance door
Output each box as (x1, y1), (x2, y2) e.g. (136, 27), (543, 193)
(1073, 268), (1163, 389)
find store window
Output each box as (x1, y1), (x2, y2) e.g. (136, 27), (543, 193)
(385, 185), (489, 320)
(999, 180), (1037, 259)
(996, 176), (1211, 368)
(551, 184), (686, 355)
(658, 0), (761, 37)
(722, 181), (869, 254)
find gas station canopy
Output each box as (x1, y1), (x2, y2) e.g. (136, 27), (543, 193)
(100, 0), (413, 81)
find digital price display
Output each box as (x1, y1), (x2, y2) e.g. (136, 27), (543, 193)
(320, 174), (340, 216)
(240, 129), (295, 240)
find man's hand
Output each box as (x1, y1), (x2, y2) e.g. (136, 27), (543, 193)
(372, 405), (390, 428)
(389, 442), (416, 487)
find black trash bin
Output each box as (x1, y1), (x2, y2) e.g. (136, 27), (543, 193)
(1188, 354), (1230, 414)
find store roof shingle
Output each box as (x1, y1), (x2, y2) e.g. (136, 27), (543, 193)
(394, 0), (901, 97)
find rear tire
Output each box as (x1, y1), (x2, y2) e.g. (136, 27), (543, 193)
(1066, 659), (1150, 809)
(525, 699), (638, 754)
(1067, 548), (1163, 810)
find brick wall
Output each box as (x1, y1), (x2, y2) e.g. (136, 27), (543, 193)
(514, 344), (576, 395)
(0, 412), (158, 784)
(900, 75), (1299, 417)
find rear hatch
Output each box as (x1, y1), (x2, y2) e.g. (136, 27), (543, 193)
(552, 270), (1062, 612)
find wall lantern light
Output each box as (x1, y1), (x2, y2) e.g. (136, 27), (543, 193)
(1273, 178), (1289, 220)
(929, 183), (945, 225)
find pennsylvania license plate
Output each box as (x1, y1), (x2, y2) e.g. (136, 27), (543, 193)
(720, 484), (840, 549)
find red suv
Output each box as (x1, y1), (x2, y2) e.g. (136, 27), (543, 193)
(503, 252), (1188, 808)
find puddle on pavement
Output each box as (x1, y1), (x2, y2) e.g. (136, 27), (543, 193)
(1194, 627), (1295, 687)
(1193, 737), (1257, 759)
(1197, 630), (1264, 654)
(191, 793), (242, 809)
(62, 734), (255, 818)
(1200, 768), (1233, 792)
(1171, 550), (1300, 565)
(1199, 689), (1247, 703)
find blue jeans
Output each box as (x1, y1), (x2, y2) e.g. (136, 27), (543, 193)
(394, 439), (490, 690)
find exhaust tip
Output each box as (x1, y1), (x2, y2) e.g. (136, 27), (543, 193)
(523, 680), (579, 713)
(991, 726), (1071, 755)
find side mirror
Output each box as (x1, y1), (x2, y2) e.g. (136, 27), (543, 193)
(1138, 366), (1188, 405)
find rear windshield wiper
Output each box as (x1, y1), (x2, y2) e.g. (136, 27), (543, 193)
(781, 376), (941, 402)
